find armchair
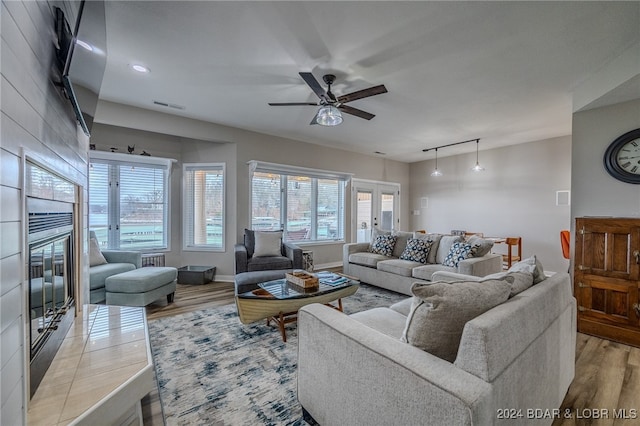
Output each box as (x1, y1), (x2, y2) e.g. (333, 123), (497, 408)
(234, 229), (303, 274)
(89, 231), (141, 303)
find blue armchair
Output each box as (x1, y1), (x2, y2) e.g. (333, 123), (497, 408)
(89, 231), (141, 303)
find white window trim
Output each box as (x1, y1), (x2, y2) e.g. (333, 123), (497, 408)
(89, 151), (175, 251)
(248, 160), (352, 244)
(182, 162), (226, 252)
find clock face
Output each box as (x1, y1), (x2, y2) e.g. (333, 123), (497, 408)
(615, 138), (640, 175)
(604, 128), (640, 184)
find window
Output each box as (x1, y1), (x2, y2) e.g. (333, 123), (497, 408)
(183, 163), (225, 251)
(249, 161), (351, 243)
(89, 152), (173, 251)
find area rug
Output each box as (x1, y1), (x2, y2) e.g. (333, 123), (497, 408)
(147, 283), (406, 425)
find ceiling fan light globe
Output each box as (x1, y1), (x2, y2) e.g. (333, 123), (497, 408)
(316, 105), (343, 126)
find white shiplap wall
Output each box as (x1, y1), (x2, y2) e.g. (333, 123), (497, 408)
(1, 1), (89, 423)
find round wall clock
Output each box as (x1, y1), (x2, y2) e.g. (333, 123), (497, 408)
(603, 128), (640, 184)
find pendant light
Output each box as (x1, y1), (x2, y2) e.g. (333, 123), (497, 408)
(430, 148), (443, 176)
(471, 139), (485, 172)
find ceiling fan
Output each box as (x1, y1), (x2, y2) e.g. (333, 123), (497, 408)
(268, 72), (388, 126)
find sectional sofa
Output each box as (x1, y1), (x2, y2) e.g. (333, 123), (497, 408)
(298, 266), (576, 425)
(343, 231), (502, 295)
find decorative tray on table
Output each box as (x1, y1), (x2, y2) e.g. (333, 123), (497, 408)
(285, 270), (319, 288)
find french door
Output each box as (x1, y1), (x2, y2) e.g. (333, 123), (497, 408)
(351, 179), (400, 243)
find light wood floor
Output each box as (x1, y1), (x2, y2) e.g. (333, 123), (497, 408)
(141, 281), (640, 425)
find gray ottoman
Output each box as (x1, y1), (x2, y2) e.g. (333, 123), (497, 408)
(105, 267), (177, 306)
(234, 270), (289, 294)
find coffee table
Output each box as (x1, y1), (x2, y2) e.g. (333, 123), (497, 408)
(235, 275), (359, 342)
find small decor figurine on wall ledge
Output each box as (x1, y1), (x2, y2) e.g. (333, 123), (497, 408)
(127, 145), (135, 154)
(140, 151), (151, 156)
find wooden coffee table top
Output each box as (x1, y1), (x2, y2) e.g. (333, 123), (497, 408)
(235, 275), (359, 325)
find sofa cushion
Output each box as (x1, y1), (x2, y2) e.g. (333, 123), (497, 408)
(391, 231), (414, 259)
(105, 267), (177, 293)
(247, 255), (292, 272)
(254, 230), (283, 257)
(412, 264), (456, 281)
(442, 242), (473, 267)
(436, 235), (464, 264)
(400, 238), (432, 264)
(484, 271), (535, 297)
(509, 255), (546, 284)
(414, 233), (443, 264)
(349, 252), (391, 268)
(89, 262), (136, 290)
(466, 235), (494, 258)
(377, 259), (423, 277)
(89, 237), (107, 266)
(389, 297), (413, 316)
(369, 235), (397, 257)
(350, 307), (407, 339)
(401, 278), (512, 362)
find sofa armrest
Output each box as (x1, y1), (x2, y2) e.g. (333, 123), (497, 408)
(298, 304), (494, 426)
(234, 244), (248, 273)
(101, 251), (142, 269)
(457, 253), (502, 277)
(283, 242), (303, 269)
(342, 242), (370, 263)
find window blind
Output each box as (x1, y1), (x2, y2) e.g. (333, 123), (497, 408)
(183, 163), (225, 251)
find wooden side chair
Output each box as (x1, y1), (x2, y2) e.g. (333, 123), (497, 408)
(502, 237), (522, 269)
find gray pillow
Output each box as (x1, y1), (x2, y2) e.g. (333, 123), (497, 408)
(392, 231), (414, 259)
(89, 237), (107, 267)
(415, 233), (443, 264)
(244, 228), (255, 257)
(466, 235), (494, 257)
(254, 231), (283, 257)
(509, 255), (545, 284)
(401, 279), (512, 362)
(435, 235), (464, 264)
(484, 271), (534, 297)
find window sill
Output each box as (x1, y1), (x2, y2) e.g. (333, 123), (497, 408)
(289, 240), (345, 247)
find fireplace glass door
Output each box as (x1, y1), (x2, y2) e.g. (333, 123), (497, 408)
(29, 233), (72, 355)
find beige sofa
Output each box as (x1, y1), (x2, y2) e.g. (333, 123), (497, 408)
(297, 271), (576, 425)
(343, 231), (502, 295)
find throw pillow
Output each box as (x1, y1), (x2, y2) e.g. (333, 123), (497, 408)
(253, 231), (283, 257)
(414, 233), (443, 264)
(244, 228), (255, 257)
(401, 279), (512, 362)
(484, 271), (534, 297)
(89, 237), (107, 266)
(400, 238), (433, 264)
(509, 255), (546, 284)
(392, 231), (415, 259)
(369, 235), (397, 257)
(466, 235), (494, 257)
(435, 235), (464, 264)
(442, 242), (473, 267)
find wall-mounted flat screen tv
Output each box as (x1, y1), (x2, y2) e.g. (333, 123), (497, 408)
(55, 0), (107, 136)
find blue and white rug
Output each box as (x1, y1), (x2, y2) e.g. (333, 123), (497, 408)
(147, 283), (406, 425)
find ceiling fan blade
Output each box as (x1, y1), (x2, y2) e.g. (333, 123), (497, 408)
(338, 105), (375, 120)
(309, 114), (319, 125)
(337, 85), (387, 104)
(268, 102), (318, 106)
(299, 72), (328, 101)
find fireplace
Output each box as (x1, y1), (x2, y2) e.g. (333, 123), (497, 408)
(26, 164), (79, 398)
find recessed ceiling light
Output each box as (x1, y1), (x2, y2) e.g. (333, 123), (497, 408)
(131, 64), (150, 73)
(76, 39), (93, 51)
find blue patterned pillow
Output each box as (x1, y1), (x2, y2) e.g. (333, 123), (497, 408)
(369, 235), (397, 257)
(400, 238), (432, 264)
(442, 242), (473, 267)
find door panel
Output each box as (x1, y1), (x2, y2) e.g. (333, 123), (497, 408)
(351, 180), (400, 243)
(575, 217), (640, 347)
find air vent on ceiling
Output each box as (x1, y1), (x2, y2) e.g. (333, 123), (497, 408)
(153, 100), (185, 110)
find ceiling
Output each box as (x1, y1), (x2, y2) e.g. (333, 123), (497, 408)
(96, 1), (640, 163)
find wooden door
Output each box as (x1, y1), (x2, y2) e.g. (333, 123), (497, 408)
(575, 217), (640, 347)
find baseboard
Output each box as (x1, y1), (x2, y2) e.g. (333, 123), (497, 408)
(215, 274), (235, 283)
(313, 261), (343, 270)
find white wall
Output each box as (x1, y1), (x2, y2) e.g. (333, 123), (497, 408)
(91, 108), (411, 279)
(571, 99), (640, 221)
(1, 1), (89, 422)
(409, 137), (572, 274)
